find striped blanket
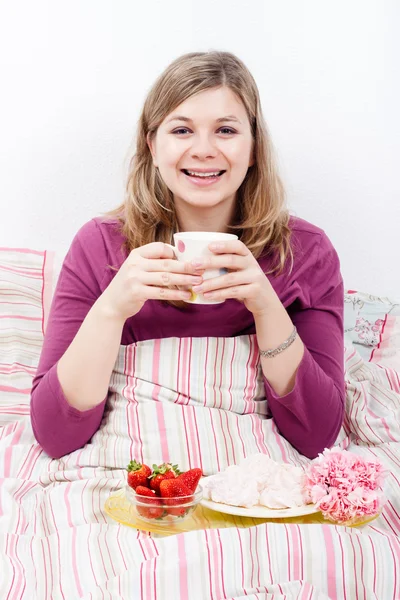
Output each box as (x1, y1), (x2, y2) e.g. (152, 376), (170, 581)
(1, 248), (400, 599)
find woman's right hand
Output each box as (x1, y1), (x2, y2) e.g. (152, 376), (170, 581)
(95, 242), (203, 322)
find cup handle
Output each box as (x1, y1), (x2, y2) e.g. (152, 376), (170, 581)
(164, 243), (178, 258)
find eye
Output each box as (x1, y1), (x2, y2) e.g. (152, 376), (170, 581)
(218, 127), (236, 135)
(172, 128), (191, 135)
(171, 127), (237, 135)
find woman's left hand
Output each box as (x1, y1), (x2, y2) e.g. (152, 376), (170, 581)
(191, 239), (276, 316)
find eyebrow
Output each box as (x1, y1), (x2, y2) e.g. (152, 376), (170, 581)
(165, 115), (242, 125)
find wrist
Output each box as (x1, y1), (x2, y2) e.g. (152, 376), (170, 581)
(92, 297), (127, 327)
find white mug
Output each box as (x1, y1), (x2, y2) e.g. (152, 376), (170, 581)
(166, 231), (238, 304)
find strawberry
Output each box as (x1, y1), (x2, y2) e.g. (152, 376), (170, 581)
(177, 468), (202, 493)
(159, 478), (193, 518)
(127, 459), (152, 490)
(149, 463), (179, 494)
(135, 486), (163, 519)
(135, 485), (157, 497)
(159, 478), (192, 499)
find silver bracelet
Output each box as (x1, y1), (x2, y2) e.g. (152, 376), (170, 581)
(259, 326), (298, 358)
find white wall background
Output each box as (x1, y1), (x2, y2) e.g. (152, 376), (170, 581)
(0, 0), (399, 298)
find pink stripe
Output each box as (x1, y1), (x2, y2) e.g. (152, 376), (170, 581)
(4, 446), (12, 478)
(0, 264), (42, 277)
(0, 385), (31, 394)
(5, 536), (15, 600)
(203, 338), (209, 406)
(48, 492), (66, 599)
(236, 528), (247, 594)
(218, 338), (226, 408)
(177, 535), (189, 600)
(248, 526), (255, 588)
(243, 336), (254, 412)
(0, 363), (37, 374)
(208, 407), (221, 472)
(0, 247), (44, 255)
(207, 529), (223, 600)
(86, 525), (100, 588)
(271, 420), (289, 462)
(191, 407), (204, 472)
(217, 408), (230, 464)
(227, 336), (236, 411)
(11, 537), (26, 600)
(181, 338), (189, 405)
(234, 413), (246, 458)
(17, 444), (43, 480)
(125, 345), (143, 462)
(152, 339), (169, 462)
(40, 539), (49, 599)
(212, 339), (219, 408)
(289, 524), (302, 581)
(254, 525), (261, 588)
(0, 406), (30, 415)
(71, 528), (83, 597)
(216, 529), (227, 598)
(185, 405), (201, 470)
(253, 414), (270, 457)
(175, 338), (183, 405)
(0, 314), (41, 321)
(322, 525), (338, 599)
(223, 409), (236, 464)
(366, 407), (397, 442)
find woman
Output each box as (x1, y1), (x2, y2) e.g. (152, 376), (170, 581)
(30, 51), (345, 462)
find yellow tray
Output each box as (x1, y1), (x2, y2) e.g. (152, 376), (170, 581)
(105, 488), (327, 536)
(105, 489), (381, 537)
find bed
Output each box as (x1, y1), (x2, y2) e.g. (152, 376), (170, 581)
(1, 247), (399, 600)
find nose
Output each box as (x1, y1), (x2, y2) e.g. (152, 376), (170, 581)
(190, 133), (217, 160)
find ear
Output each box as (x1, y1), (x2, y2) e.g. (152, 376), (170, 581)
(146, 132), (158, 167)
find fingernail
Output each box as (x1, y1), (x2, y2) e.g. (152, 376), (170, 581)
(190, 277), (202, 284)
(210, 242), (224, 250)
(192, 285), (203, 292)
(191, 259), (204, 267)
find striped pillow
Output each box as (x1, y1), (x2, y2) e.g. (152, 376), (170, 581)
(0, 248), (54, 408)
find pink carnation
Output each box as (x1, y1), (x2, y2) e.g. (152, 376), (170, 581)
(304, 449), (386, 525)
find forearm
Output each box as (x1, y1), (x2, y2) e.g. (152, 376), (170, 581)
(254, 295), (305, 397)
(56, 298), (125, 411)
(264, 348), (345, 458)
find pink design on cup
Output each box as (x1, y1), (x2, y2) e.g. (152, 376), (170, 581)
(177, 240), (186, 253)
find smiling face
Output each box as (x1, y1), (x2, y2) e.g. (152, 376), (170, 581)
(147, 86), (254, 228)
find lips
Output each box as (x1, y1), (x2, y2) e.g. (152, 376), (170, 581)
(180, 169), (226, 187)
(181, 169), (226, 177)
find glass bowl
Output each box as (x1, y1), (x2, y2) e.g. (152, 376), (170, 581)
(125, 484), (203, 524)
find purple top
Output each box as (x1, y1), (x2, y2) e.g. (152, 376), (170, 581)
(30, 216), (345, 459)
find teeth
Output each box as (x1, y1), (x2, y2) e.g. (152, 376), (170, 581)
(186, 170), (221, 178)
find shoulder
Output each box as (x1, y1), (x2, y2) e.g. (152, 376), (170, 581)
(71, 217), (128, 265)
(287, 215), (339, 265)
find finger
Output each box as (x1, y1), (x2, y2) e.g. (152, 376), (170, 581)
(133, 242), (176, 260)
(192, 271), (249, 294)
(141, 272), (203, 288)
(202, 283), (257, 302)
(190, 253), (247, 271)
(141, 257), (202, 275)
(141, 285), (192, 301)
(208, 240), (250, 256)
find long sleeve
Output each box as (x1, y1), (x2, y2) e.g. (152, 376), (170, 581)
(30, 220), (110, 458)
(263, 233), (345, 459)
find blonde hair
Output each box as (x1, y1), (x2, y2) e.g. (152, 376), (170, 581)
(107, 50), (293, 273)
